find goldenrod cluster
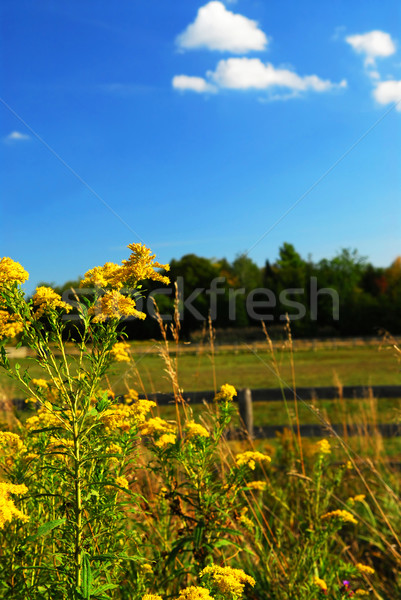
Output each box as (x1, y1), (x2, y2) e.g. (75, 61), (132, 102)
(25, 405), (66, 431)
(32, 286), (72, 319)
(348, 494), (366, 505)
(184, 421), (209, 440)
(214, 383), (237, 402)
(101, 398), (156, 432)
(177, 587), (213, 600)
(122, 243), (170, 286)
(80, 262), (124, 289)
(80, 243), (170, 290)
(356, 563), (375, 575)
(110, 341), (131, 362)
(89, 291), (145, 322)
(31, 378), (50, 389)
(200, 564), (255, 597)
(0, 310), (24, 340)
(236, 451), (271, 471)
(142, 595), (163, 600)
(0, 482), (29, 529)
(116, 476), (129, 490)
(141, 417), (175, 437)
(315, 439), (331, 455)
(321, 509), (358, 525)
(0, 257), (29, 286)
(312, 576), (327, 591)
(155, 433), (177, 448)
(0, 431), (25, 454)
(246, 480), (267, 491)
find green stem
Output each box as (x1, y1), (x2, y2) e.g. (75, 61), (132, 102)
(73, 420), (83, 594)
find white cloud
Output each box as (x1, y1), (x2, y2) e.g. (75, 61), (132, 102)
(373, 80), (401, 110)
(176, 1), (268, 53)
(172, 75), (217, 93)
(5, 131), (30, 141)
(346, 30), (396, 65)
(207, 58), (346, 92)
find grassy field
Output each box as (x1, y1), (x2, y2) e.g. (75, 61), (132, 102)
(2, 341), (400, 397)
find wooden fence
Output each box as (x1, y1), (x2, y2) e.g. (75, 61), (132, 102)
(11, 385), (401, 439)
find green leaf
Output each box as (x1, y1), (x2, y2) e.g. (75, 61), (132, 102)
(81, 552), (93, 599)
(24, 518), (66, 544)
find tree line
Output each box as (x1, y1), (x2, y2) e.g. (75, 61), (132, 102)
(38, 243), (401, 340)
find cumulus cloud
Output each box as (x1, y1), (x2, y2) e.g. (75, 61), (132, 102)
(208, 58), (346, 92)
(373, 80), (401, 110)
(5, 131), (30, 141)
(176, 1), (268, 53)
(172, 75), (217, 93)
(346, 30), (396, 65)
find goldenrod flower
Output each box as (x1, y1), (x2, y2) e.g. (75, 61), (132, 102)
(0, 257), (29, 286)
(110, 341), (131, 362)
(177, 586), (214, 600)
(316, 439), (331, 455)
(32, 286), (72, 318)
(141, 563), (153, 574)
(356, 563), (375, 575)
(321, 509), (357, 525)
(101, 398), (156, 432)
(348, 494), (366, 505)
(355, 589), (370, 596)
(236, 451), (271, 471)
(121, 243), (170, 286)
(141, 417), (175, 437)
(31, 378), (49, 389)
(214, 383), (237, 402)
(184, 421), (209, 440)
(80, 262), (124, 289)
(0, 310), (24, 339)
(0, 482), (29, 529)
(155, 433), (176, 448)
(0, 431), (25, 454)
(200, 564), (255, 596)
(123, 388), (139, 403)
(116, 476), (129, 490)
(89, 290), (145, 322)
(246, 480), (267, 491)
(313, 576), (327, 591)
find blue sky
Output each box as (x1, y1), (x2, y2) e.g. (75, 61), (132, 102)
(1, 0), (400, 295)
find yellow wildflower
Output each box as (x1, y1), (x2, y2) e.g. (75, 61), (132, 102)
(355, 590), (370, 596)
(348, 494), (366, 505)
(123, 388), (139, 403)
(89, 290), (145, 322)
(110, 341), (131, 362)
(0, 257), (29, 286)
(177, 586), (214, 600)
(185, 421), (209, 440)
(321, 509), (357, 525)
(80, 262), (124, 289)
(0, 482), (29, 529)
(0, 310), (24, 339)
(214, 383), (237, 402)
(316, 439), (331, 455)
(155, 433), (176, 448)
(356, 563), (375, 575)
(200, 564), (255, 596)
(313, 576), (327, 591)
(141, 417), (175, 437)
(101, 397), (155, 432)
(142, 596), (162, 600)
(141, 563), (153, 574)
(116, 476), (129, 490)
(0, 432), (25, 453)
(236, 451), (271, 471)
(32, 286), (72, 318)
(25, 405), (65, 431)
(246, 480), (267, 491)
(32, 378), (49, 389)
(120, 243), (170, 286)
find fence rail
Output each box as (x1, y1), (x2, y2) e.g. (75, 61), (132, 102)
(11, 385), (401, 439)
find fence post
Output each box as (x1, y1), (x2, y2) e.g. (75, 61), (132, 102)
(239, 388), (254, 439)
